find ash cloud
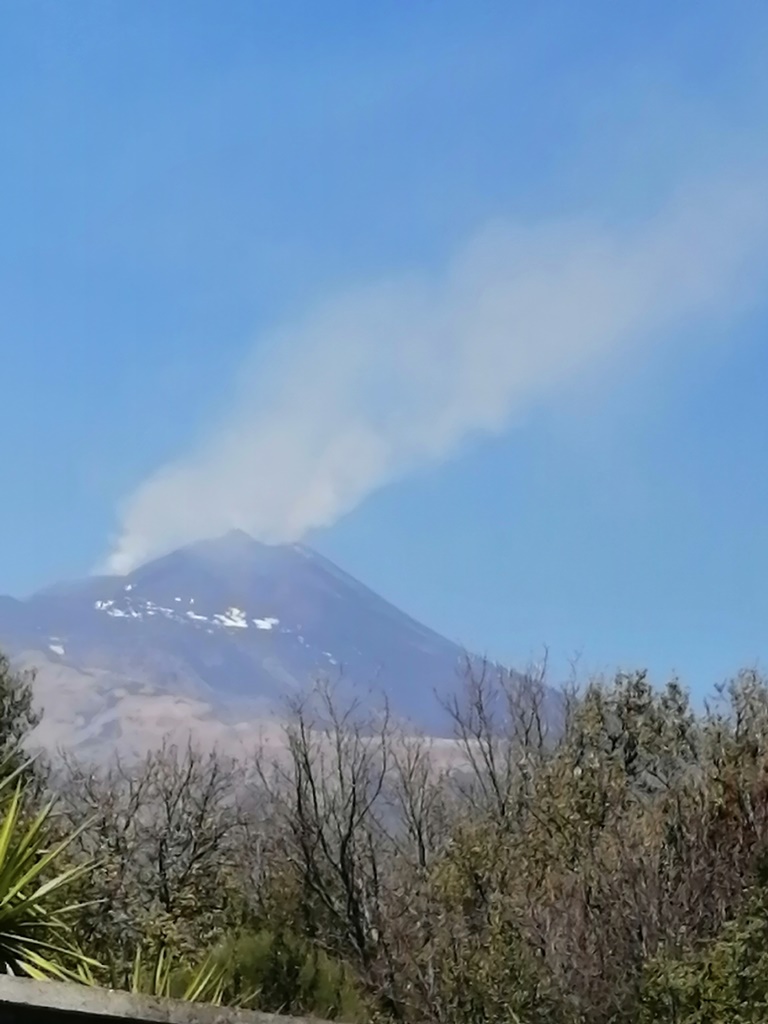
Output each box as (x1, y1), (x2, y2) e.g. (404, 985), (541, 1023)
(105, 177), (768, 574)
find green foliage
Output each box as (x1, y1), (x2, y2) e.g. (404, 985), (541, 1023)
(148, 947), (226, 1005)
(78, 942), (227, 1004)
(641, 888), (768, 1024)
(424, 821), (548, 1023)
(218, 928), (369, 1021)
(52, 742), (249, 973)
(12, 647), (768, 1022)
(0, 765), (97, 980)
(0, 653), (39, 745)
(0, 653), (42, 781)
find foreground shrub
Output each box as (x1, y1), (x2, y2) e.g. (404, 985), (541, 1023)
(0, 766), (95, 980)
(218, 928), (369, 1021)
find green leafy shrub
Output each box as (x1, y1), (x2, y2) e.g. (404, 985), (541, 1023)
(641, 887), (768, 1024)
(218, 928), (369, 1021)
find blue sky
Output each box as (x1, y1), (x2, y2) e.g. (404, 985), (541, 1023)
(3, 1), (768, 693)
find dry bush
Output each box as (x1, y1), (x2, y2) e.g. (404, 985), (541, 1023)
(36, 663), (768, 1023)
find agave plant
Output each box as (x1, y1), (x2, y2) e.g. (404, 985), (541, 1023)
(0, 760), (99, 980)
(128, 944), (227, 1004)
(77, 943), (228, 1004)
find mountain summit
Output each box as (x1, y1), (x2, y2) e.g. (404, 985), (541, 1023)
(0, 532), (468, 758)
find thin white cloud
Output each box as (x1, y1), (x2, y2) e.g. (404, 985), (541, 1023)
(105, 176), (768, 574)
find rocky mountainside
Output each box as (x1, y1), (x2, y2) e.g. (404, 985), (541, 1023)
(0, 531), (470, 760)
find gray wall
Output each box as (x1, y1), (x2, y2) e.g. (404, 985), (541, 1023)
(0, 975), (329, 1024)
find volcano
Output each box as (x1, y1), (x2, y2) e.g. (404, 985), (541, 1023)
(0, 531), (472, 758)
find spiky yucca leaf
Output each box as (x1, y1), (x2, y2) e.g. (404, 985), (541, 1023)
(0, 759), (99, 980)
(92, 943), (227, 1005)
(177, 953), (227, 1005)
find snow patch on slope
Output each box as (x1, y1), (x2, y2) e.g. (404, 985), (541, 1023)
(214, 607), (248, 628)
(95, 594), (281, 637)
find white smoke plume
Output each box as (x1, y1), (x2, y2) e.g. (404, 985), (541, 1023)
(105, 177), (768, 574)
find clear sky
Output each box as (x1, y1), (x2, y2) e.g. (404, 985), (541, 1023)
(3, 1), (768, 693)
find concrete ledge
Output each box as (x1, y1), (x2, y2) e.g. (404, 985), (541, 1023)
(0, 975), (331, 1024)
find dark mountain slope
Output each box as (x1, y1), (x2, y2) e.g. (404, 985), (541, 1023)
(0, 531), (474, 753)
